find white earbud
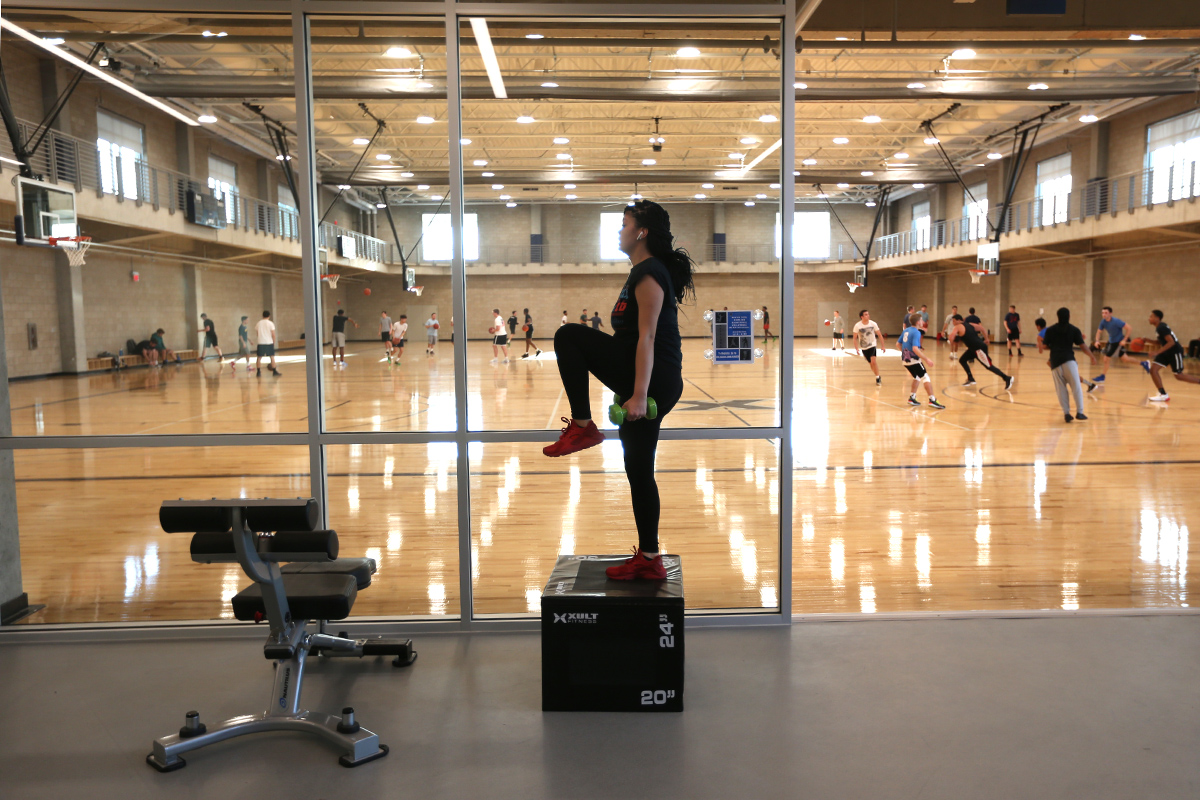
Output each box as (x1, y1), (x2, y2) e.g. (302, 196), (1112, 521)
(637, 232), (645, 240)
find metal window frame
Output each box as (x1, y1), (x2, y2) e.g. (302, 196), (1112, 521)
(0, 0), (798, 632)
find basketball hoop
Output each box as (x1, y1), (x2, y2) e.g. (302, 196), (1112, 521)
(48, 236), (91, 266)
(408, 285), (424, 297)
(846, 282), (862, 293)
(321, 273), (340, 289)
(969, 269), (988, 285)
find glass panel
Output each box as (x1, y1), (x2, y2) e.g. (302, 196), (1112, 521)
(471, 439), (780, 615)
(326, 444), (460, 617)
(309, 18), (455, 433)
(459, 18), (784, 431)
(2, 14), (306, 435)
(13, 446), (309, 624)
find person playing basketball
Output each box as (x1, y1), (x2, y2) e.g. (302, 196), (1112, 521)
(948, 314), (1014, 390)
(831, 309), (845, 351)
(762, 306), (777, 342)
(1091, 306), (1131, 384)
(490, 308), (510, 363)
(198, 313), (223, 361)
(1004, 304), (1023, 358)
(424, 312), (439, 356)
(521, 308), (542, 358)
(544, 199), (693, 581)
(232, 315), (253, 372)
(852, 309), (886, 386)
(900, 312), (945, 409)
(1140, 309), (1199, 401)
(389, 314), (408, 366)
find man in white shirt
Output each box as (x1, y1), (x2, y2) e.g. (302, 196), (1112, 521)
(424, 312), (439, 356)
(490, 308), (509, 363)
(389, 315), (408, 365)
(943, 305), (960, 359)
(561, 310), (568, 327)
(254, 310), (280, 377)
(852, 309), (886, 386)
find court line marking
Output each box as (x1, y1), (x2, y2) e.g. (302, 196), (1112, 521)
(545, 388), (564, 430)
(684, 377), (754, 427)
(135, 398), (263, 434)
(822, 383), (971, 431)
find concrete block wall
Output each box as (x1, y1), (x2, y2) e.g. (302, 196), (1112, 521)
(80, 252), (188, 356)
(195, 268), (282, 348)
(0, 244), (62, 378)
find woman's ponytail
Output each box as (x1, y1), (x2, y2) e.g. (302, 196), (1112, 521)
(626, 200), (696, 305)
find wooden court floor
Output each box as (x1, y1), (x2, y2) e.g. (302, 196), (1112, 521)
(8, 338), (1200, 623)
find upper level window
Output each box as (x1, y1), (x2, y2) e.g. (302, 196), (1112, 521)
(775, 211), (831, 259)
(278, 184), (297, 238)
(1036, 153), (1071, 224)
(963, 182), (988, 240)
(911, 201), (931, 249)
(600, 212), (627, 260)
(1146, 109), (1200, 203)
(421, 213), (479, 261)
(207, 156), (238, 223)
(96, 109), (144, 200)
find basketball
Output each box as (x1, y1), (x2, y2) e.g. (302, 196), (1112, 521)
(522, 325), (529, 332)
(364, 288), (372, 296)
(824, 319), (831, 326)
(433, 322), (440, 329)
(489, 326), (496, 334)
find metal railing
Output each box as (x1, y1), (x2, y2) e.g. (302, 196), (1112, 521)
(875, 162), (1200, 259)
(2, 119), (397, 264)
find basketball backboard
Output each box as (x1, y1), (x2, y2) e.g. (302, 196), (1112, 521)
(852, 263), (867, 286)
(977, 242), (1000, 274)
(15, 176), (78, 246)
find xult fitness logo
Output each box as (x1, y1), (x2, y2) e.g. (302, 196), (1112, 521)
(553, 612), (599, 624)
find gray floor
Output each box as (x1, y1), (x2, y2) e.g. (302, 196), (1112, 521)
(2, 615), (1198, 799)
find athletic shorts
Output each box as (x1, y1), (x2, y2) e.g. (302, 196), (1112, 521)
(380, 332), (391, 342)
(332, 332), (346, 347)
(395, 338), (407, 347)
(155, 346), (166, 355)
(204, 332), (219, 347)
(1104, 342), (1125, 359)
(238, 343), (250, 357)
(904, 362), (927, 379)
(861, 347), (877, 362)
(1006, 330), (1020, 342)
(961, 344), (987, 364)
(525, 328), (534, 339)
(833, 332), (843, 339)
(494, 334), (509, 346)
(427, 335), (437, 346)
(256, 344), (275, 357)
(1154, 347), (1185, 374)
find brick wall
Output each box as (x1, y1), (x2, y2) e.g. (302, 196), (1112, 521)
(0, 243), (61, 377)
(80, 252), (188, 355)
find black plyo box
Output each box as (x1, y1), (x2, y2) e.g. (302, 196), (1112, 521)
(541, 555), (684, 712)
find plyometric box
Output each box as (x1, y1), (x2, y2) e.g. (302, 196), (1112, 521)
(541, 555), (684, 712)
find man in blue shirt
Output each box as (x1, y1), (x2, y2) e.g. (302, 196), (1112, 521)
(900, 312), (945, 409)
(1091, 306), (1131, 383)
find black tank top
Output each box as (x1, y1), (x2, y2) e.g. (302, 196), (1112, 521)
(962, 322), (987, 349)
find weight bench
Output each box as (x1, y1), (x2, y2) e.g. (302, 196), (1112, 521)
(146, 498), (414, 773)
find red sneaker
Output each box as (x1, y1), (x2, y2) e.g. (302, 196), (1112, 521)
(605, 549), (667, 581)
(543, 417), (605, 457)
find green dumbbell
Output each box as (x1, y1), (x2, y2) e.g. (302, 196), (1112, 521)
(609, 395), (658, 426)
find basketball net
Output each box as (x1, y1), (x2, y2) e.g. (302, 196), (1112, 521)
(50, 236), (91, 266)
(969, 270), (985, 285)
(408, 285), (424, 296)
(846, 282), (861, 293)
(321, 273), (340, 289)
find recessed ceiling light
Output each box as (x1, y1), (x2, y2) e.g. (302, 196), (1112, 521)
(400, 171), (414, 178)
(516, 115), (535, 123)
(794, 82), (808, 89)
(506, 201), (517, 207)
(794, 171), (801, 176)
(541, 82), (559, 88)
(770, 183), (781, 189)
(564, 184), (576, 189)
(913, 183), (926, 189)
(337, 184), (351, 190)
(987, 152), (1003, 160)
(1027, 83), (1049, 91)
(642, 159), (656, 166)
(863, 115), (882, 124)
(745, 201), (756, 206)
(197, 113), (218, 124)
(418, 184), (430, 190)
(802, 158), (818, 165)
(491, 184), (504, 190)
(565, 194), (577, 200)
(740, 137), (758, 145)
(526, 33), (544, 39)
(1128, 34), (1146, 40)
(353, 138), (370, 145)
(694, 193), (706, 199)
(473, 160), (488, 166)
(376, 153), (391, 160)
(482, 171), (494, 177)
(907, 82), (926, 89)
(756, 193), (768, 199)
(677, 46), (701, 57)
(631, 193), (643, 199)
(376, 202), (387, 209)
(201, 31), (227, 38)
(759, 114), (778, 123)
(697, 183), (713, 189)
(729, 153), (745, 160)
(951, 48), (976, 59)
(553, 137), (570, 144)
(275, 155), (291, 161)
(816, 192), (829, 198)
(894, 152), (909, 159)
(861, 170), (874, 176)
(460, 138), (472, 145)
(836, 183), (850, 189)
(556, 153), (571, 160)
(431, 194), (443, 200)
(499, 194), (510, 200)
(1079, 114), (1099, 123)
(833, 137), (850, 144)
(835, 37), (850, 41)
(385, 46), (412, 58)
(865, 200), (877, 207)
(923, 136), (940, 145)
(416, 115), (435, 124)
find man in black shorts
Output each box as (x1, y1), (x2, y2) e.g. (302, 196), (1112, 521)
(948, 314), (1014, 390)
(1004, 304), (1023, 358)
(1140, 309), (1198, 402)
(331, 309), (357, 366)
(520, 308), (543, 358)
(198, 313), (223, 361)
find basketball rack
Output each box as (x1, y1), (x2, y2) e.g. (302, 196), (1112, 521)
(407, 285), (424, 296)
(48, 236), (91, 266)
(320, 273), (340, 289)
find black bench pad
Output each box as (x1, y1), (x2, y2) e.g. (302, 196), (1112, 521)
(281, 558), (376, 589)
(231, 574), (357, 621)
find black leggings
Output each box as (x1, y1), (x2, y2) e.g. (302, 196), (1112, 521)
(553, 325), (684, 553)
(960, 346), (1010, 383)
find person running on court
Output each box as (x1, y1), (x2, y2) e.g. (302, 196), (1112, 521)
(762, 306), (777, 342)
(520, 308), (543, 358)
(1042, 308), (1098, 422)
(490, 308), (510, 363)
(330, 309), (357, 367)
(949, 314), (1014, 390)
(1091, 306), (1131, 384)
(919, 304), (929, 327)
(900, 312), (945, 409)
(1140, 309), (1198, 402)
(389, 314), (408, 366)
(831, 310), (845, 351)
(379, 310), (393, 357)
(852, 309), (886, 386)
(507, 310), (518, 340)
(902, 306), (914, 331)
(544, 199), (692, 581)
(1004, 305), (1023, 358)
(943, 305), (960, 359)
(424, 312), (439, 356)
(198, 313), (223, 361)
(232, 315), (253, 372)
(255, 310), (280, 377)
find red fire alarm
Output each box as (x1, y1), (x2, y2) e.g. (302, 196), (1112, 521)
(131, 271), (140, 282)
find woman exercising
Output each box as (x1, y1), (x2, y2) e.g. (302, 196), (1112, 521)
(544, 200), (693, 580)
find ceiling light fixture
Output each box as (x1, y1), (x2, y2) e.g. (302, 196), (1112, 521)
(740, 137), (758, 145)
(415, 115), (435, 124)
(756, 193), (768, 199)
(432, 194), (443, 200)
(565, 194), (577, 200)
(556, 153), (571, 159)
(950, 48), (976, 59)
(861, 170), (874, 176)
(482, 171), (495, 177)
(564, 184), (576, 189)
(913, 183), (926, 189)
(400, 172), (414, 178)
(865, 200), (877, 207)
(923, 136), (940, 145)
(376, 202), (387, 209)
(770, 183), (781, 189)
(460, 138), (472, 145)
(385, 46), (412, 58)
(41, 37), (66, 46)
(893, 152), (909, 159)
(418, 184), (430, 190)
(833, 137), (850, 144)
(702, 183), (714, 189)
(795, 82), (808, 89)
(836, 183), (850, 189)
(1079, 114), (1099, 123)
(506, 201), (517, 208)
(907, 82), (926, 89)
(376, 153), (391, 160)
(197, 113), (218, 124)
(526, 33), (544, 39)
(491, 184), (504, 190)
(353, 137), (370, 145)
(516, 115), (535, 124)
(758, 114), (778, 123)
(1128, 34), (1146, 41)
(473, 160), (488, 166)
(337, 185), (351, 190)
(863, 115), (882, 124)
(499, 194), (510, 200)
(642, 159), (656, 166)
(802, 158), (818, 165)
(677, 46), (701, 57)
(987, 152), (1003, 160)
(541, 82), (559, 88)
(745, 201), (756, 207)
(694, 193), (706, 199)
(470, 18), (507, 99)
(1027, 83), (1049, 90)
(202, 31), (227, 38)
(553, 137), (570, 144)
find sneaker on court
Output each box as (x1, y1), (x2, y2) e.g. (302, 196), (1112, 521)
(256, 369), (261, 377)
(1065, 414), (1073, 423)
(543, 417), (605, 457)
(1093, 375), (1105, 383)
(605, 549), (667, 581)
(1150, 393), (1170, 402)
(1018, 350), (1024, 357)
(875, 376), (882, 386)
(1004, 376), (1015, 391)
(962, 380), (976, 387)
(536, 350), (543, 357)
(1140, 360), (1152, 374)
(907, 396), (921, 406)
(1075, 413), (1088, 420)
(489, 358), (498, 364)
(1086, 382), (1098, 393)
(521, 353), (530, 359)
(928, 399), (946, 410)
